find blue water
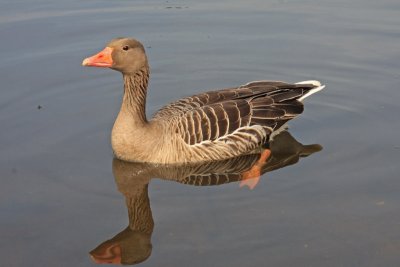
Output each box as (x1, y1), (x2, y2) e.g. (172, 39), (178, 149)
(1, 0), (399, 266)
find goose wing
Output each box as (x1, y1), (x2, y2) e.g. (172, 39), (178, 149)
(153, 81), (318, 149)
(153, 81), (318, 120)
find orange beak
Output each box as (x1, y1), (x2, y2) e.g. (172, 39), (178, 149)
(90, 243), (122, 264)
(82, 47), (114, 67)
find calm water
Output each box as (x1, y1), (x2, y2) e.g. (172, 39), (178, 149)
(1, 0), (400, 266)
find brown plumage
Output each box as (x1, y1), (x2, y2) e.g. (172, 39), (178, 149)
(82, 37), (325, 163)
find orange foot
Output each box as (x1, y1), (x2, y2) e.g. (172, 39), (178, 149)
(240, 149), (271, 190)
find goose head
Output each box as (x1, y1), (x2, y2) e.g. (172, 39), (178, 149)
(82, 37), (148, 75)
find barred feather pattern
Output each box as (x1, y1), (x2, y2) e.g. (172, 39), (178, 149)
(151, 81), (316, 162)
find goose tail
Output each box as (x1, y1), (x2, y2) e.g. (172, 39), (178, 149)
(296, 80), (325, 102)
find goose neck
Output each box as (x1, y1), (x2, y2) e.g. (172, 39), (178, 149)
(121, 66), (150, 125)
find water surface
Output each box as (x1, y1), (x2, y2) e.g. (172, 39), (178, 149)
(1, 0), (400, 266)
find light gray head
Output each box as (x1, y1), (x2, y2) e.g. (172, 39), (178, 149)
(82, 37), (148, 75)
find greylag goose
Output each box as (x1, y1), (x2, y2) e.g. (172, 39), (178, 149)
(82, 37), (325, 164)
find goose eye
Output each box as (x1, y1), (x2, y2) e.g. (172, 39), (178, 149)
(122, 45), (129, 51)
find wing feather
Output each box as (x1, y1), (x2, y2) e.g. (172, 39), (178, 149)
(153, 80), (320, 147)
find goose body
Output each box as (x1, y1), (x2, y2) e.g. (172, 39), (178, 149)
(83, 38), (325, 164)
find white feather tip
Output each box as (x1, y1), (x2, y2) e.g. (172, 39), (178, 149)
(296, 80), (325, 101)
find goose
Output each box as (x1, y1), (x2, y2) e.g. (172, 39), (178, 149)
(82, 37), (325, 164)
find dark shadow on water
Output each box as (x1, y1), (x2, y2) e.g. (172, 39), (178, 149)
(89, 131), (322, 265)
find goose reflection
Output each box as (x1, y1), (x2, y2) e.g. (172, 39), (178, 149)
(90, 131), (322, 265)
